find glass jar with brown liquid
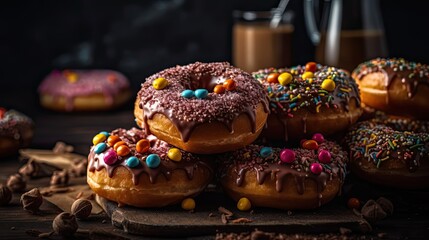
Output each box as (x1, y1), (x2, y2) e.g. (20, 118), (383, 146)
(304, 0), (388, 72)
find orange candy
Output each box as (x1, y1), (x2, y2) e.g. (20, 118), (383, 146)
(347, 198), (360, 209)
(136, 139), (150, 153)
(213, 84), (226, 94)
(116, 145), (130, 156)
(107, 74), (117, 83)
(107, 135), (120, 147)
(302, 140), (319, 150)
(305, 62), (317, 72)
(266, 73), (279, 83)
(223, 79), (237, 91)
(113, 141), (126, 151)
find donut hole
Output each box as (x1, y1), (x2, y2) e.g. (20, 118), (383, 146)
(188, 74), (227, 92)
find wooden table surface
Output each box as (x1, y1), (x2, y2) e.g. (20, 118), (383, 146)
(1, 88), (429, 239)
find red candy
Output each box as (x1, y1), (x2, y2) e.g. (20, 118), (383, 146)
(302, 140), (319, 150)
(280, 149), (296, 163)
(310, 162), (323, 175)
(0, 107), (6, 119)
(305, 62), (317, 72)
(266, 73), (279, 83)
(103, 149), (118, 165)
(347, 198), (361, 209)
(312, 133), (325, 144)
(318, 150), (332, 163)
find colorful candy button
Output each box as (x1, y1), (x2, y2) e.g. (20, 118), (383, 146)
(237, 197), (251, 211)
(195, 89), (208, 99)
(66, 72), (78, 83)
(92, 133), (107, 145)
(223, 79), (237, 91)
(126, 156), (140, 168)
(103, 149), (118, 165)
(310, 162), (323, 175)
(113, 141), (126, 151)
(181, 89), (195, 99)
(280, 149), (296, 163)
(116, 145), (131, 156)
(99, 131), (110, 137)
(136, 139), (150, 153)
(167, 148), (182, 162)
(302, 140), (319, 150)
(260, 147), (273, 158)
(318, 150), (332, 164)
(312, 133), (325, 144)
(94, 143), (107, 154)
(266, 73), (279, 83)
(305, 62), (317, 72)
(213, 84), (225, 94)
(146, 154), (161, 168)
(107, 135), (121, 147)
(278, 72), (293, 86)
(321, 79), (336, 91)
(301, 71), (314, 80)
(347, 198), (360, 209)
(152, 77), (168, 90)
(181, 198), (196, 211)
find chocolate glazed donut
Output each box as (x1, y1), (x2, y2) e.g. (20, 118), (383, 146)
(134, 62), (269, 154)
(352, 58), (429, 119)
(87, 128), (213, 207)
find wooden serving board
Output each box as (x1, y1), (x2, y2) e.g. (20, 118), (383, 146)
(96, 190), (371, 237)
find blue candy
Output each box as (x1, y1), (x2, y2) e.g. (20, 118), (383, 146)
(260, 147), (273, 158)
(126, 156), (140, 168)
(181, 89), (195, 99)
(99, 131), (110, 137)
(195, 89), (208, 99)
(146, 154), (161, 168)
(94, 143), (107, 154)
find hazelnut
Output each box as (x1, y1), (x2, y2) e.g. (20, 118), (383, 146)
(50, 170), (69, 186)
(6, 173), (26, 192)
(20, 188), (43, 214)
(52, 212), (78, 237)
(361, 199), (387, 223)
(376, 197), (394, 215)
(0, 185), (12, 206)
(71, 199), (92, 220)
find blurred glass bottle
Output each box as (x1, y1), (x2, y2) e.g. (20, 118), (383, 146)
(304, 0), (388, 71)
(232, 3), (294, 73)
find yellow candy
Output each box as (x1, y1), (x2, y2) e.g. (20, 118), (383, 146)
(321, 79), (336, 91)
(152, 77), (168, 90)
(167, 148), (182, 162)
(237, 197), (252, 211)
(278, 72), (293, 86)
(92, 133), (107, 145)
(301, 71), (314, 80)
(66, 72), (78, 83)
(181, 198), (195, 211)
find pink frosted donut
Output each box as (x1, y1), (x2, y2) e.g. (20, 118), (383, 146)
(38, 70), (131, 111)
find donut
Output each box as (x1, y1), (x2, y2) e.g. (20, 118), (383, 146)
(352, 58), (429, 119)
(38, 70), (132, 112)
(0, 108), (34, 158)
(87, 128), (213, 207)
(134, 62), (269, 154)
(219, 134), (348, 210)
(344, 117), (429, 189)
(253, 62), (362, 142)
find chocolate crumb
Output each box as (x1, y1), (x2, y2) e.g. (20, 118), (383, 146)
(376, 197), (394, 215)
(218, 206), (233, 217)
(21, 188), (43, 214)
(339, 227), (352, 235)
(250, 230), (271, 240)
(101, 219), (107, 224)
(361, 199), (387, 223)
(6, 173), (26, 192)
(75, 191), (83, 200)
(221, 214), (228, 224)
(208, 212), (216, 217)
(231, 217), (253, 224)
(50, 170), (69, 186)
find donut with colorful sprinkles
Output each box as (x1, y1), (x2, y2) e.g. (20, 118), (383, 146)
(0, 108), (34, 158)
(134, 62), (269, 154)
(253, 62), (362, 142)
(219, 133), (348, 210)
(38, 69), (132, 112)
(87, 128), (213, 207)
(345, 116), (429, 189)
(352, 58), (429, 119)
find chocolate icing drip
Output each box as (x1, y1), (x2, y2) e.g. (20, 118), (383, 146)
(137, 62), (269, 142)
(88, 128), (212, 185)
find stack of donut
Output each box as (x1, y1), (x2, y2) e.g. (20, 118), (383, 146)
(88, 61), (361, 210)
(345, 58), (429, 189)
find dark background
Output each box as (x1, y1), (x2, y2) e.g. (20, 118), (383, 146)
(1, 0), (429, 98)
